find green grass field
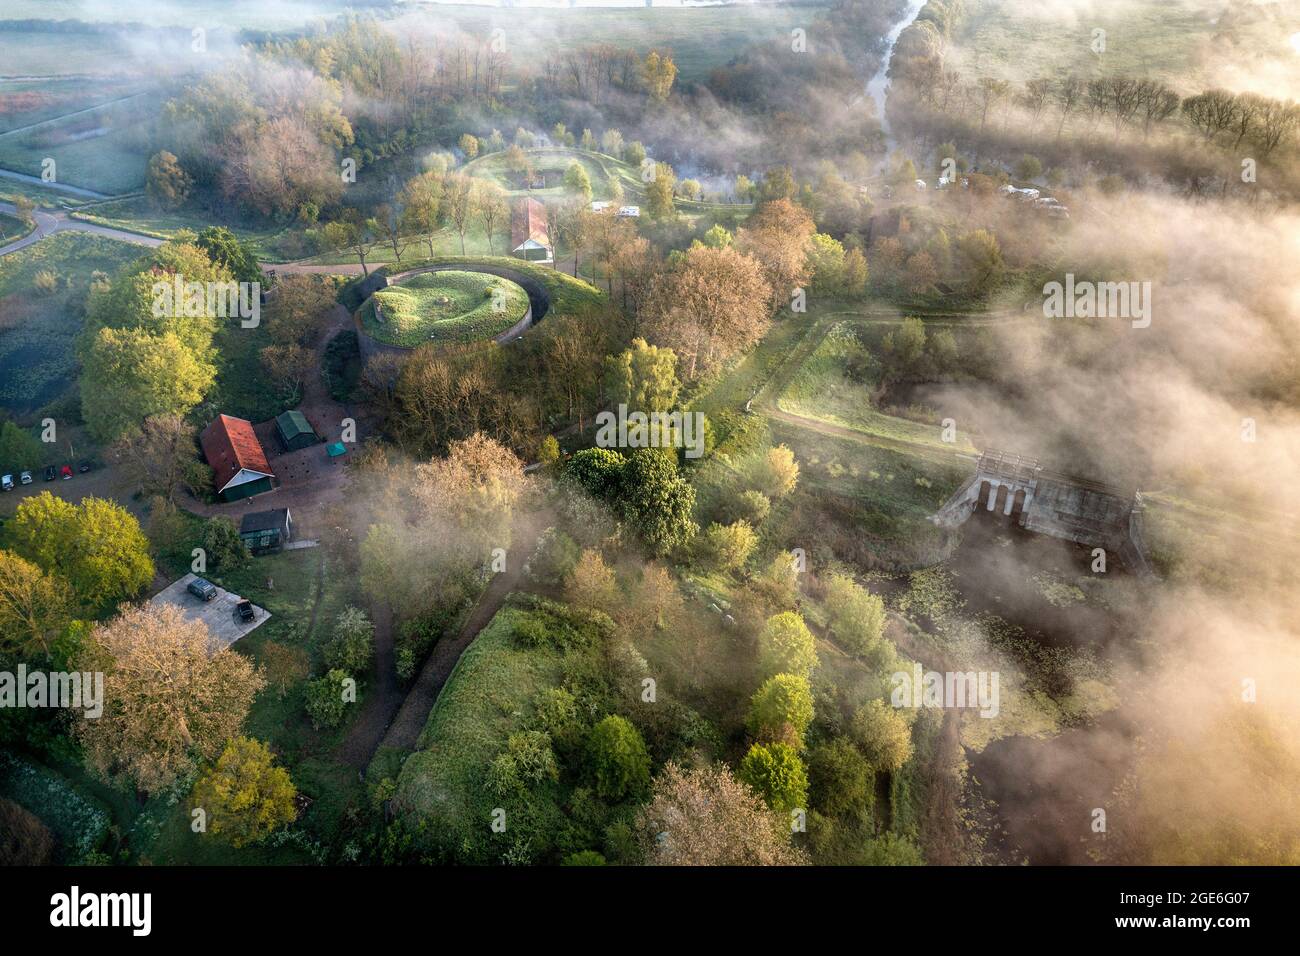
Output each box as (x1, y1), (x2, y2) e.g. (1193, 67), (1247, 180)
(360, 270), (531, 347)
(365, 254), (604, 319)
(949, 0), (1300, 94)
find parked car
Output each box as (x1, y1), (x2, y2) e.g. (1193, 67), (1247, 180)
(78, 460), (92, 473)
(60, 465), (73, 480)
(1, 475), (13, 492)
(19, 471), (32, 485)
(44, 465), (56, 482)
(187, 578), (218, 602)
(236, 600), (256, 623)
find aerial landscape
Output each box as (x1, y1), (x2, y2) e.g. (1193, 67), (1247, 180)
(0, 0), (1297, 904)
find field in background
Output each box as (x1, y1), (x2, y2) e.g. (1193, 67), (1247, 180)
(948, 0), (1300, 95)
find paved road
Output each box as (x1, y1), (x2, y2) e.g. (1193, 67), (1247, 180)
(0, 200), (160, 256)
(0, 167), (110, 200)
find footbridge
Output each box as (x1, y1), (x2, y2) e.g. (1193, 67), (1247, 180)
(932, 450), (1154, 575)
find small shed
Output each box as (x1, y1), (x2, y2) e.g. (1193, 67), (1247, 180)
(239, 508), (293, 554)
(275, 409), (318, 451)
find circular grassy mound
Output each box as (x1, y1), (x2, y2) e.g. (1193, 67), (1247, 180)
(361, 270), (531, 347)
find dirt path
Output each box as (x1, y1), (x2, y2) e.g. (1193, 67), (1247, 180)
(334, 602), (399, 768)
(0, 200), (161, 256)
(372, 524), (540, 763)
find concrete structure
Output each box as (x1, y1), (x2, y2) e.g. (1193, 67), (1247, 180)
(200, 414), (275, 502)
(932, 450), (1154, 575)
(150, 573), (270, 649)
(511, 197), (553, 263)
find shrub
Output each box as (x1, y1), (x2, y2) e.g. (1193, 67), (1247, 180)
(488, 730), (559, 796)
(304, 670), (353, 729)
(729, 489), (771, 525)
(587, 715), (651, 801)
(703, 520), (757, 573)
(807, 737), (874, 818)
(751, 444), (799, 498)
(324, 606), (375, 674)
(562, 850), (607, 866)
(33, 270), (59, 295)
(190, 736), (297, 848)
(850, 699), (913, 772)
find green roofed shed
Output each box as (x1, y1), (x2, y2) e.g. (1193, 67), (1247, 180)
(275, 410), (317, 451)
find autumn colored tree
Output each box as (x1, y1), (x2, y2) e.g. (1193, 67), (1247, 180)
(751, 444), (800, 498)
(472, 179), (509, 255)
(704, 520), (758, 573)
(638, 761), (805, 865)
(642, 244), (772, 379)
(644, 162), (676, 220)
(399, 171), (444, 257)
(76, 603), (264, 792)
(109, 413), (207, 504)
(191, 737), (297, 848)
(603, 337), (680, 413)
(641, 50), (677, 102)
(565, 548), (619, 615)
(442, 173), (475, 254)
(146, 150), (192, 210)
(736, 198), (816, 309)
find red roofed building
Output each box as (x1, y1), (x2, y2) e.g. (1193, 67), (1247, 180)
(200, 414), (276, 502)
(511, 197), (553, 263)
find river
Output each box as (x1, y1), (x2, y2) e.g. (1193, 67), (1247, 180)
(866, 0), (927, 139)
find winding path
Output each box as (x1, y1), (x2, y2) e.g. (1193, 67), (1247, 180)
(0, 200), (160, 256)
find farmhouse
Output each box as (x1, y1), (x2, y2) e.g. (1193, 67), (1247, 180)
(239, 508), (293, 553)
(200, 414), (275, 502)
(511, 197), (553, 263)
(275, 409), (318, 451)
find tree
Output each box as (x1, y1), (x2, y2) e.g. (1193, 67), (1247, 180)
(0, 550), (73, 663)
(618, 448), (698, 556)
(587, 715), (651, 800)
(190, 736), (297, 848)
(322, 218), (376, 276)
(1014, 154), (1043, 181)
(565, 447), (626, 500)
(566, 548), (618, 614)
(748, 672), (814, 746)
(623, 141), (646, 167)
(603, 338), (680, 413)
(904, 251), (938, 296)
(638, 761), (804, 865)
(399, 171), (444, 258)
(442, 173), (474, 254)
(81, 328), (214, 444)
(260, 342), (314, 396)
(642, 244), (772, 379)
(146, 150), (192, 210)
(842, 247), (869, 298)
(824, 572), (887, 658)
(76, 603), (263, 792)
(759, 611), (818, 679)
(644, 161), (676, 220)
(699, 224), (732, 249)
(260, 642), (309, 699)
(0, 421), (42, 472)
(600, 129), (625, 157)
(955, 229), (1003, 292)
(807, 233), (847, 294)
(564, 161), (593, 201)
(12, 195), (34, 227)
(807, 737), (873, 818)
(704, 521), (757, 573)
(324, 606), (374, 674)
(472, 180), (508, 255)
(752, 445), (799, 498)
(5, 494), (154, 616)
(195, 226), (259, 283)
(203, 516), (250, 571)
(110, 416), (204, 504)
(736, 199), (816, 309)
(641, 50), (677, 102)
(851, 699), (913, 772)
(305, 669), (352, 729)
(738, 742), (808, 814)
(368, 204), (408, 264)
(458, 133), (479, 158)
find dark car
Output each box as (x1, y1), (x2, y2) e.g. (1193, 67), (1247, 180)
(236, 600), (256, 623)
(187, 578), (218, 602)
(44, 465), (57, 481)
(78, 460), (92, 473)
